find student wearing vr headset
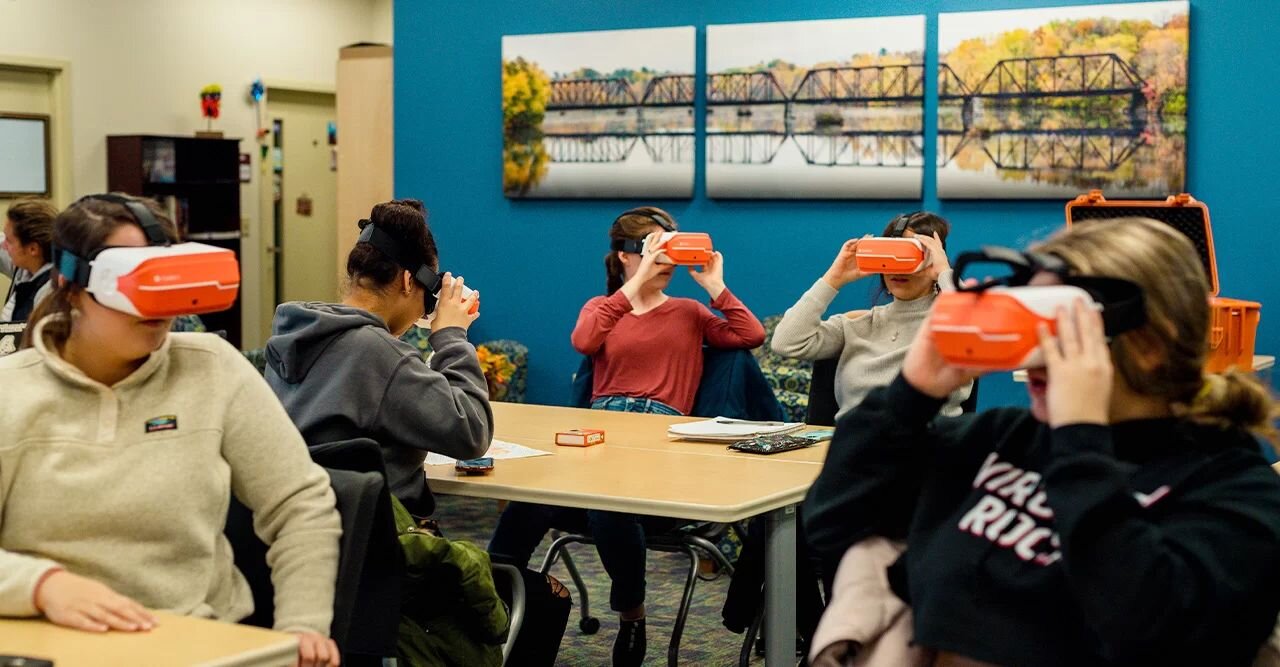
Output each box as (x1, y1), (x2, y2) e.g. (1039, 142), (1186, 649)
(265, 199), (570, 666)
(0, 198), (58, 322)
(488, 206), (765, 666)
(0, 194), (343, 667)
(265, 199), (489, 516)
(772, 211), (971, 418)
(805, 218), (1280, 667)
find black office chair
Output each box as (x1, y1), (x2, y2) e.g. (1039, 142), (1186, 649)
(805, 359), (981, 426)
(804, 358), (840, 426)
(223, 460), (398, 666)
(539, 525), (736, 667)
(309, 438), (527, 666)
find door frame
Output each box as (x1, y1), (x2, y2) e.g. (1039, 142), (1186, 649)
(257, 80), (337, 343)
(0, 54), (72, 206)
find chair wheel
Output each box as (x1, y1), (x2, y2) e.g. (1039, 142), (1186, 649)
(580, 617), (601, 635)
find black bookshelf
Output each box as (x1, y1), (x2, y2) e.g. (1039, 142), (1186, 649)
(107, 135), (243, 347)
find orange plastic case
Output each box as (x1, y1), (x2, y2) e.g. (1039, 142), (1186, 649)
(1065, 190), (1260, 372)
(651, 232), (714, 266)
(855, 237), (926, 274)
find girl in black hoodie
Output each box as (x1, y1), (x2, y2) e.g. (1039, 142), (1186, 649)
(805, 217), (1280, 667)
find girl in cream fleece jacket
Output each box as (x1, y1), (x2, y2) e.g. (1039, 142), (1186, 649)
(771, 212), (970, 418)
(0, 195), (341, 666)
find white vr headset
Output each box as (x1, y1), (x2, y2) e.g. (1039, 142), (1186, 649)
(55, 194), (241, 318)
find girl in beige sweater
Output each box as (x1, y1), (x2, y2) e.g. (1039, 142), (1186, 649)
(0, 195), (343, 667)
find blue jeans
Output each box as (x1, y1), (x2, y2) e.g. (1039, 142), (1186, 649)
(487, 395), (683, 611)
(590, 395), (683, 416)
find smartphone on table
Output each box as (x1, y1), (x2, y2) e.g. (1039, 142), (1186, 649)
(455, 457), (495, 475)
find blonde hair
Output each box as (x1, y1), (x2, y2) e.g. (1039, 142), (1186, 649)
(1035, 217), (1278, 441)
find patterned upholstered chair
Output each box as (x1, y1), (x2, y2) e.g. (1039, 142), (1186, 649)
(752, 314), (812, 423)
(242, 348), (269, 375)
(478, 339), (528, 404)
(399, 325), (433, 360)
(396, 327), (529, 403)
(170, 314), (208, 333)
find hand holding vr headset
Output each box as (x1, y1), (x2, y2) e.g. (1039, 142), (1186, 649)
(907, 245), (1144, 424)
(620, 230), (726, 301)
(823, 231), (950, 289)
(429, 273), (480, 333)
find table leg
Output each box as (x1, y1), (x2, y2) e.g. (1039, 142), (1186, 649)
(764, 504), (798, 667)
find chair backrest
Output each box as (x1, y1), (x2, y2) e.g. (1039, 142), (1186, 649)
(223, 438), (403, 659)
(805, 362), (981, 426)
(308, 438), (405, 658)
(805, 357), (840, 426)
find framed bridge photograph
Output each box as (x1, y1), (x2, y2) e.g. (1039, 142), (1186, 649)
(501, 26), (695, 199)
(705, 15), (926, 200)
(937, 1), (1189, 199)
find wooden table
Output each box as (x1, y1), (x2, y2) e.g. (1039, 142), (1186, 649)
(427, 402), (826, 667)
(0, 612), (297, 666)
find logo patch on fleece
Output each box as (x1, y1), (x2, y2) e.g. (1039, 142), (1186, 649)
(145, 415), (178, 434)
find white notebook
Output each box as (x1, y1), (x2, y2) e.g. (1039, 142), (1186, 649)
(666, 417), (805, 442)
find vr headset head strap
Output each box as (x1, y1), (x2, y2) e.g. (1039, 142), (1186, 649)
(1063, 275), (1148, 337)
(887, 211), (922, 238)
(357, 222), (442, 301)
(610, 208), (675, 255)
(953, 245), (1146, 337)
(78, 194), (170, 246)
(54, 194), (171, 289)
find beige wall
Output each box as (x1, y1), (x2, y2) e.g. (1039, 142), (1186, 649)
(0, 0), (393, 345)
(373, 0), (395, 44)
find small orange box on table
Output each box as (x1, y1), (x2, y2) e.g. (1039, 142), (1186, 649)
(556, 429), (605, 447)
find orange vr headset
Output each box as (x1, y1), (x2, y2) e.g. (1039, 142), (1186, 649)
(855, 237), (926, 274)
(611, 210), (714, 266)
(55, 194), (240, 318)
(614, 231), (714, 266)
(929, 246), (1146, 371)
(854, 211), (933, 275)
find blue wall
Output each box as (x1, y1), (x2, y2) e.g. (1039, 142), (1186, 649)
(395, 0), (1278, 409)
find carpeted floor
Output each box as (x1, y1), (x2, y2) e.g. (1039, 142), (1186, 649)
(434, 494), (769, 666)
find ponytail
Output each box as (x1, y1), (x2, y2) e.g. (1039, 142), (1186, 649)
(1178, 371), (1280, 444)
(605, 251), (625, 295)
(19, 282), (75, 349)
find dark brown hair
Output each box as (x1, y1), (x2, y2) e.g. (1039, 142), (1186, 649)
(346, 199), (439, 293)
(605, 206), (677, 295)
(23, 194), (177, 348)
(874, 211), (951, 303)
(5, 198), (58, 264)
(1036, 217), (1279, 441)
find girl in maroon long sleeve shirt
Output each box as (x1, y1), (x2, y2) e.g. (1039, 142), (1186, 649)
(489, 207), (764, 666)
(571, 208), (765, 415)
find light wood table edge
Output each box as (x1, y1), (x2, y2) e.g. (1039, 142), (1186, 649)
(427, 480), (808, 523)
(197, 636), (298, 667)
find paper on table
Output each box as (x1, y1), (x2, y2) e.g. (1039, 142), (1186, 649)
(424, 438), (553, 467)
(666, 418), (804, 441)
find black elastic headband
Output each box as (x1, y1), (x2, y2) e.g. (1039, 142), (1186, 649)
(953, 245), (1146, 337)
(77, 194), (169, 246)
(54, 194), (170, 289)
(357, 222), (442, 295)
(610, 210), (675, 255)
